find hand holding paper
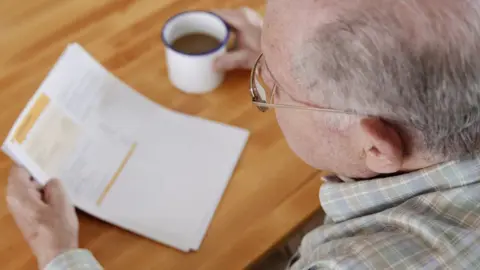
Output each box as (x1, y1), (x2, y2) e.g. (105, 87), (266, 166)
(6, 166), (79, 269)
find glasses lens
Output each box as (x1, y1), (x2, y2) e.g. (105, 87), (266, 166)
(254, 55), (276, 104)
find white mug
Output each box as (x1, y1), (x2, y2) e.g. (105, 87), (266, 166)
(162, 11), (230, 94)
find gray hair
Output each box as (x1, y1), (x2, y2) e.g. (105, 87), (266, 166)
(295, 0), (480, 159)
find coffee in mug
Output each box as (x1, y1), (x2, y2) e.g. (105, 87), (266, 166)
(171, 33), (221, 55)
(162, 11), (230, 94)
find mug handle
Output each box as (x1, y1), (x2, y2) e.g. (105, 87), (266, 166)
(225, 25), (238, 51)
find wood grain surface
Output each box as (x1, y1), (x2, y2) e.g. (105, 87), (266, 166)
(0, 1), (322, 269)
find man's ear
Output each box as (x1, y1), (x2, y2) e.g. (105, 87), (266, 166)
(360, 118), (404, 174)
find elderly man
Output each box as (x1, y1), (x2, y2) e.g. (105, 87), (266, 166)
(7, 0), (480, 269)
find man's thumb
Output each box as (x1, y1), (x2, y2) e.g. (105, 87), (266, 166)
(214, 50), (250, 72)
(43, 179), (69, 207)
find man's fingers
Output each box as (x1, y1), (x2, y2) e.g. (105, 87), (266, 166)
(7, 199), (40, 241)
(214, 50), (251, 71)
(43, 179), (69, 208)
(7, 189), (45, 215)
(7, 166), (45, 210)
(7, 196), (41, 227)
(214, 8), (262, 29)
(240, 7), (263, 27)
(8, 166), (42, 191)
(8, 166), (31, 187)
(7, 197), (37, 221)
(214, 9), (248, 30)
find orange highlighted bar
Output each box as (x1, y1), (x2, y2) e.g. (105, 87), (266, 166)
(13, 94), (50, 144)
(96, 143), (137, 206)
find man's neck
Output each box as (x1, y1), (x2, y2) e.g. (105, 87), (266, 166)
(401, 153), (444, 173)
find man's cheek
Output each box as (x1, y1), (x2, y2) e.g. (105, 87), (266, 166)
(275, 114), (309, 158)
(275, 110), (294, 136)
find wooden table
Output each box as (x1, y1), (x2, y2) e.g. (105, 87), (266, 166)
(0, 1), (322, 269)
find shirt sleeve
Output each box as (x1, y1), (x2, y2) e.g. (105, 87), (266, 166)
(44, 249), (103, 270)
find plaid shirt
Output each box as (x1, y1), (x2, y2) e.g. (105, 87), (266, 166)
(290, 155), (480, 270)
(43, 157), (480, 269)
(44, 249), (102, 270)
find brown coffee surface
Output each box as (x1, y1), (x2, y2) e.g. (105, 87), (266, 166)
(171, 33), (221, 54)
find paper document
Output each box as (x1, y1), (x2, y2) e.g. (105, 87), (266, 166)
(2, 43), (249, 252)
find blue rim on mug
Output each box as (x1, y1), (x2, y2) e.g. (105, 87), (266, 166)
(161, 10), (231, 56)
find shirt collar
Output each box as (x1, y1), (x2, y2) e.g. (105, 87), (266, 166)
(320, 155), (480, 223)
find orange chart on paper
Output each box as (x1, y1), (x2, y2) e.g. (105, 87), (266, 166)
(96, 143), (137, 206)
(13, 94), (50, 144)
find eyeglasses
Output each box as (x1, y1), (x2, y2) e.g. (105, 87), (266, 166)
(249, 53), (357, 115)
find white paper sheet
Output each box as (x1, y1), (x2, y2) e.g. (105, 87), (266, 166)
(2, 43), (249, 251)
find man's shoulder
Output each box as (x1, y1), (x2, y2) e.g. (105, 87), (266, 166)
(292, 182), (480, 270)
